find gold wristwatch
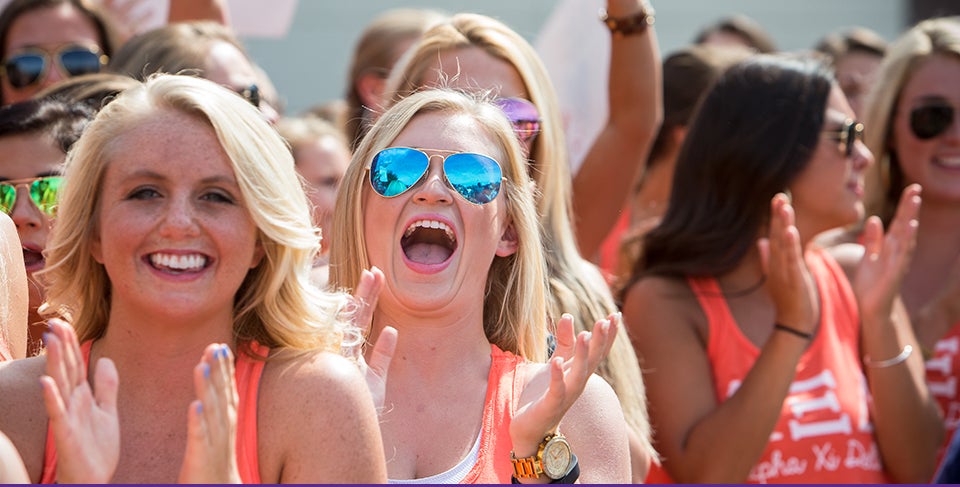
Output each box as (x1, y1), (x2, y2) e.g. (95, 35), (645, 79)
(510, 433), (573, 480)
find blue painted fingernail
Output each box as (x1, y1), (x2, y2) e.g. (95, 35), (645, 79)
(196, 402), (203, 414)
(203, 363), (210, 378)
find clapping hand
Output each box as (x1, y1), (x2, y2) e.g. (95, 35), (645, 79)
(348, 267), (396, 414)
(178, 343), (241, 483)
(511, 313), (618, 451)
(852, 184), (921, 323)
(758, 193), (819, 335)
(40, 318), (119, 484)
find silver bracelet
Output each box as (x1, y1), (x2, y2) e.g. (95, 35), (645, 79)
(863, 344), (913, 368)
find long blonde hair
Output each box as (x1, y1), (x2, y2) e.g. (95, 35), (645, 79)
(862, 16), (960, 225)
(329, 88), (548, 361)
(382, 13), (653, 455)
(41, 74), (351, 354)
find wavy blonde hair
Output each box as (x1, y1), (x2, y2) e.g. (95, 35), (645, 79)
(381, 13), (654, 456)
(329, 88), (548, 361)
(862, 16), (960, 225)
(41, 74), (351, 354)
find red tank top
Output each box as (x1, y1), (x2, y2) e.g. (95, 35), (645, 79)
(646, 249), (891, 483)
(40, 340), (267, 483)
(927, 320), (960, 472)
(459, 344), (526, 484)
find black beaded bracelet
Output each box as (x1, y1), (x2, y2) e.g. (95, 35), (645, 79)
(598, 6), (655, 37)
(774, 323), (813, 340)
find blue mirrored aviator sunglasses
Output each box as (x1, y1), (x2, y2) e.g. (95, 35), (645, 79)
(368, 147), (503, 205)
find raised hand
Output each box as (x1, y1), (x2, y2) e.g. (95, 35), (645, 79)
(40, 318), (119, 484)
(511, 314), (616, 450)
(852, 184), (921, 322)
(346, 266), (398, 413)
(757, 193), (819, 335)
(178, 343), (241, 484)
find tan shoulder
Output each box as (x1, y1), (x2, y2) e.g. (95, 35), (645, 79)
(256, 349), (385, 483)
(621, 275), (700, 331)
(259, 349), (372, 419)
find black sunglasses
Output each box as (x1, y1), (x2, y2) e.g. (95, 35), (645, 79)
(239, 84), (260, 108)
(910, 102), (954, 140)
(824, 118), (865, 157)
(1, 45), (106, 89)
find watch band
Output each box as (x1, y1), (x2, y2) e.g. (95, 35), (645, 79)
(511, 454), (580, 484)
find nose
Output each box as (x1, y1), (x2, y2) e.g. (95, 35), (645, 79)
(412, 160), (453, 205)
(851, 139), (874, 171)
(259, 101), (280, 125)
(41, 62), (66, 88)
(157, 197), (201, 238)
(9, 187), (43, 228)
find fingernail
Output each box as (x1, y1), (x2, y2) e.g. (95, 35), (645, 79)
(203, 363), (210, 378)
(196, 402), (203, 414)
(42, 332), (50, 345)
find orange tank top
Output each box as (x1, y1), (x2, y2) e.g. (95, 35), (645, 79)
(927, 320), (960, 472)
(40, 340), (268, 483)
(646, 249), (891, 483)
(458, 344), (526, 484)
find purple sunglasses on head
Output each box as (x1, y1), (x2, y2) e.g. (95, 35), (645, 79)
(493, 97), (541, 143)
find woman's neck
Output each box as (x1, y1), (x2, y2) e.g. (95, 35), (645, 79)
(902, 201), (960, 313)
(95, 301), (235, 367)
(372, 304), (492, 376)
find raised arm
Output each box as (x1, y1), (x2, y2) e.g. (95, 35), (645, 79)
(573, 0), (662, 258)
(168, 0), (230, 25)
(844, 184), (944, 482)
(622, 195), (818, 482)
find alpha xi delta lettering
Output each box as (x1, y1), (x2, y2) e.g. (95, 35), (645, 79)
(749, 440), (882, 483)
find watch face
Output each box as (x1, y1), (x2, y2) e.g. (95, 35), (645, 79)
(541, 437), (573, 479)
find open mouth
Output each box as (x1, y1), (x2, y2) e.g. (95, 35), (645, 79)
(22, 246), (44, 270)
(147, 252), (210, 274)
(400, 219), (457, 265)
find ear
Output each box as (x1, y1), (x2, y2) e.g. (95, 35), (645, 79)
(90, 233), (103, 264)
(250, 239), (266, 269)
(356, 72), (387, 110)
(496, 221), (519, 257)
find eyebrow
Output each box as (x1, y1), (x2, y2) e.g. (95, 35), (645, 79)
(0, 170), (62, 181)
(124, 169), (238, 186)
(913, 95), (951, 105)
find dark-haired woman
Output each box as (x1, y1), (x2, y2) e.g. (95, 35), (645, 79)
(621, 54), (943, 483)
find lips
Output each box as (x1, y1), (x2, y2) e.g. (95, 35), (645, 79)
(933, 154), (960, 169)
(21, 245), (44, 272)
(147, 252), (210, 274)
(400, 218), (457, 268)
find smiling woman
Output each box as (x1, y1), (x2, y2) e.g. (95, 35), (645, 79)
(0, 74), (386, 483)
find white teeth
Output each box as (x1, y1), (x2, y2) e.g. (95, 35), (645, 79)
(937, 156), (960, 168)
(149, 253), (207, 271)
(403, 219), (455, 241)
